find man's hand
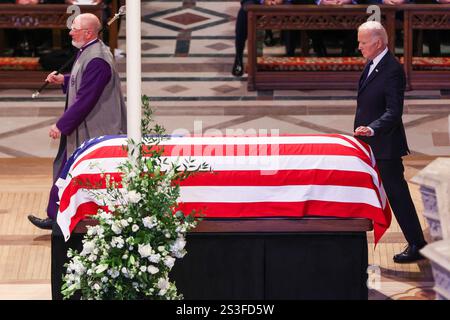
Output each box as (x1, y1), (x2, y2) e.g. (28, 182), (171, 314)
(264, 0), (284, 5)
(49, 124), (61, 139)
(354, 126), (373, 137)
(383, 0), (407, 4)
(335, 0), (352, 4)
(45, 71), (65, 85)
(16, 0), (39, 4)
(319, 0), (338, 5)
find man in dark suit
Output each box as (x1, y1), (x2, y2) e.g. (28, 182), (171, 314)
(354, 21), (427, 263)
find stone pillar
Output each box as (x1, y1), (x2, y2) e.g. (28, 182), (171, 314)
(411, 157), (450, 300)
(411, 157), (450, 241)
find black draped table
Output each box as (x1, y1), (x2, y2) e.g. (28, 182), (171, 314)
(52, 217), (372, 300)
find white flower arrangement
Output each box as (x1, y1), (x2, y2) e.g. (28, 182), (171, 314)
(61, 96), (209, 300)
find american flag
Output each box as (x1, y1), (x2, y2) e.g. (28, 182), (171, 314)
(56, 134), (391, 244)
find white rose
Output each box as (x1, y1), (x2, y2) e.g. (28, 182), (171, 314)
(95, 264), (109, 274)
(127, 190), (142, 204)
(164, 256), (175, 269)
(99, 211), (112, 221)
(149, 253), (161, 264)
(111, 223), (122, 235)
(171, 237), (186, 252)
(147, 265), (159, 275)
(138, 244), (153, 258)
(87, 227), (97, 236)
(157, 278), (170, 295)
(71, 260), (86, 275)
(132, 224), (139, 232)
(142, 216), (157, 229)
(140, 266), (147, 272)
(81, 241), (96, 256)
(109, 269), (120, 279)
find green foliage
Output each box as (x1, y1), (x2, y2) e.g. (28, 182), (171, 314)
(61, 95), (209, 300)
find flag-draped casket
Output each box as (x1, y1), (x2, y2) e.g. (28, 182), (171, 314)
(56, 134), (391, 244)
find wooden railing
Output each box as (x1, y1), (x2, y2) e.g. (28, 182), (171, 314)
(0, 3), (120, 89)
(246, 4), (450, 91)
(404, 5), (450, 90)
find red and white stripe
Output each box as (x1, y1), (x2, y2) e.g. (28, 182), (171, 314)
(56, 134), (391, 243)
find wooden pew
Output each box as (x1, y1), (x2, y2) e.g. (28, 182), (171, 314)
(246, 4), (450, 91)
(403, 5), (450, 90)
(0, 3), (104, 89)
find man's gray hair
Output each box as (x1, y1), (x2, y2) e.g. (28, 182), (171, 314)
(358, 21), (388, 46)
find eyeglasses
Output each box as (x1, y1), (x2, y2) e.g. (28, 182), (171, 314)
(70, 26), (89, 32)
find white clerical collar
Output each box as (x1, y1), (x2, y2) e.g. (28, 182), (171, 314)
(371, 46), (388, 69)
(80, 38), (98, 52)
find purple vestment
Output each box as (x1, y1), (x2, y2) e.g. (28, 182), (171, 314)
(47, 39), (112, 219)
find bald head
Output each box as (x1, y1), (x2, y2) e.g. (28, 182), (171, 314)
(76, 13), (102, 35)
(70, 13), (101, 48)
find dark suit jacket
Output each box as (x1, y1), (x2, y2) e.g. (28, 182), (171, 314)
(354, 51), (410, 160)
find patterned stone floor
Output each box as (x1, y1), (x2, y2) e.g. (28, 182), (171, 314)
(0, 0), (449, 300)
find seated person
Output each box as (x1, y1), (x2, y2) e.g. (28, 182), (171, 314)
(413, 0), (450, 56)
(286, 1), (365, 57)
(1, 0), (67, 57)
(318, 0), (359, 57)
(284, 0), (325, 57)
(232, 0), (285, 77)
(379, 0), (449, 57)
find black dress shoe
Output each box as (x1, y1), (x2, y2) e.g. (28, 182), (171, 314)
(231, 57), (243, 77)
(393, 244), (427, 264)
(28, 215), (54, 230)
